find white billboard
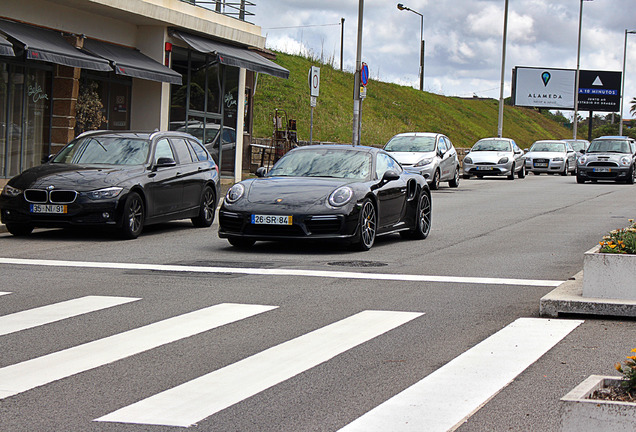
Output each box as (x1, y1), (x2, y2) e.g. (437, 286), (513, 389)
(513, 67), (575, 109)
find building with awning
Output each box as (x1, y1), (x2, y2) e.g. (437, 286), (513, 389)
(0, 0), (288, 181)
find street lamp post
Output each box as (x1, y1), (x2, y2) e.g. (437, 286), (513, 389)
(497, 0), (509, 138)
(619, 29), (636, 137)
(573, 0), (593, 139)
(397, 3), (424, 91)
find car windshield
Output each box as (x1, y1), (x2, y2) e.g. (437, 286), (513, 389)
(52, 137), (150, 165)
(567, 141), (587, 152)
(587, 140), (631, 154)
(268, 148), (372, 179)
(471, 140), (512, 152)
(384, 136), (436, 152)
(529, 142), (565, 152)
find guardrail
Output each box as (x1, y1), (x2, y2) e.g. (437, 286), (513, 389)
(179, 0), (255, 21)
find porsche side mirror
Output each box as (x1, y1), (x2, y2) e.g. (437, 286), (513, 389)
(41, 154), (54, 164)
(382, 170), (400, 182)
(255, 167), (268, 177)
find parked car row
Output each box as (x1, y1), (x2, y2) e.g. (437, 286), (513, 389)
(1, 130), (634, 250)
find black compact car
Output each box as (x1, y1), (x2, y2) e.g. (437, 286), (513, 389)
(0, 130), (220, 239)
(219, 144), (431, 250)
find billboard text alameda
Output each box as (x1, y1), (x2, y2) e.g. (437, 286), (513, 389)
(513, 67), (575, 109)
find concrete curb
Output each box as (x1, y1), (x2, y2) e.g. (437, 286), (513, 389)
(540, 271), (636, 318)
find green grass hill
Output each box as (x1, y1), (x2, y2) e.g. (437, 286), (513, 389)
(253, 52), (574, 149)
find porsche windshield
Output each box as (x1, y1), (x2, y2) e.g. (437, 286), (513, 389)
(587, 140), (632, 154)
(52, 137), (150, 165)
(268, 148), (372, 179)
(384, 136), (436, 152)
(471, 140), (512, 152)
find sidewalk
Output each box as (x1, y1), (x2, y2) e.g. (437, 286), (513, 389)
(540, 271), (636, 318)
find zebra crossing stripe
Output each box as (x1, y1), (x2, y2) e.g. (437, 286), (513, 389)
(338, 317), (583, 432)
(0, 295), (140, 337)
(0, 303), (277, 400)
(95, 310), (424, 427)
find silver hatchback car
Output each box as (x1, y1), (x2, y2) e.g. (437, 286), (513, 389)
(383, 132), (460, 190)
(462, 137), (526, 179)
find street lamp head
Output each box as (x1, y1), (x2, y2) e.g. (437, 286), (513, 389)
(397, 3), (408, 11)
(627, 30), (636, 34)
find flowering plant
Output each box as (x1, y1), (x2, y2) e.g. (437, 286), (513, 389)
(599, 219), (636, 254)
(615, 348), (636, 394)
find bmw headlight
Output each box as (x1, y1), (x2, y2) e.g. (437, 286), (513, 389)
(498, 157), (509, 164)
(553, 157), (564, 162)
(620, 156), (631, 166)
(86, 187), (123, 200)
(463, 156), (473, 164)
(414, 157), (434, 167)
(328, 186), (353, 207)
(225, 183), (245, 203)
(1, 184), (22, 198)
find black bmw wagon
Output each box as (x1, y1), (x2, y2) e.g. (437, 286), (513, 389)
(0, 130), (220, 239)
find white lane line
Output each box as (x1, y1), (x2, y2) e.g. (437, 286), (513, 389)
(339, 317), (583, 432)
(0, 295), (140, 337)
(0, 257), (563, 287)
(96, 310), (424, 427)
(0, 292), (10, 296)
(0, 303), (277, 400)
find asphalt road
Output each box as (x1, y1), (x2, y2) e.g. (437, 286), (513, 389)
(1, 173), (635, 432)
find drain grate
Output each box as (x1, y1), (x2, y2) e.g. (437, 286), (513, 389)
(327, 260), (388, 268)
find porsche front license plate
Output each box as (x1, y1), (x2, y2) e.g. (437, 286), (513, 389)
(251, 214), (292, 225)
(30, 204), (67, 214)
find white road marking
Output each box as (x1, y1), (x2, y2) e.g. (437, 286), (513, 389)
(0, 257), (563, 287)
(0, 292), (10, 296)
(0, 295), (139, 336)
(95, 310), (424, 427)
(339, 317), (583, 432)
(0, 303), (276, 400)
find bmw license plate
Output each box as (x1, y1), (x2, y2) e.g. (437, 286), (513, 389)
(593, 167), (611, 173)
(251, 214), (292, 225)
(30, 204), (67, 214)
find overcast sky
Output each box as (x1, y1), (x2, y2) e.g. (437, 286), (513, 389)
(252, 0), (636, 120)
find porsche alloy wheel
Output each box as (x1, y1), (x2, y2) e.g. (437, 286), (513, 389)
(356, 199), (376, 251)
(402, 191), (432, 240)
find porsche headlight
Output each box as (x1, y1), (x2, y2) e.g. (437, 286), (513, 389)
(414, 157), (434, 167)
(328, 186), (353, 207)
(498, 157), (509, 164)
(86, 187), (123, 200)
(1, 184), (22, 198)
(620, 156), (631, 166)
(225, 183), (245, 203)
(463, 156), (473, 164)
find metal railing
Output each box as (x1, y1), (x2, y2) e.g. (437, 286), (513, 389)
(180, 0), (255, 21)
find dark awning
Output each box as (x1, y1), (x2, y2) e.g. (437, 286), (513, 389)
(172, 31), (289, 79)
(0, 19), (111, 71)
(83, 39), (182, 85)
(0, 37), (14, 57)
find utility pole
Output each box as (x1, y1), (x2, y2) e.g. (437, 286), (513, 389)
(497, 0), (509, 138)
(352, 0), (364, 146)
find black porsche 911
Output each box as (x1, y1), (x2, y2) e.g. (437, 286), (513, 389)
(218, 144), (431, 250)
(0, 130), (220, 239)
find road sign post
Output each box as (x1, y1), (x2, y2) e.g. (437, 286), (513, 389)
(308, 66), (320, 145)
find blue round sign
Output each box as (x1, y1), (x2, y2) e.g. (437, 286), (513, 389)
(360, 63), (369, 86)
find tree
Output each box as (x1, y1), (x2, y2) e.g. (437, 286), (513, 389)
(631, 97), (636, 117)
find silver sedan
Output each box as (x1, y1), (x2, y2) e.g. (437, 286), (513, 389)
(462, 138), (526, 179)
(524, 140), (576, 175)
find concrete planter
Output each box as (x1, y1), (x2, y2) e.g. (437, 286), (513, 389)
(560, 375), (636, 431)
(583, 245), (636, 300)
